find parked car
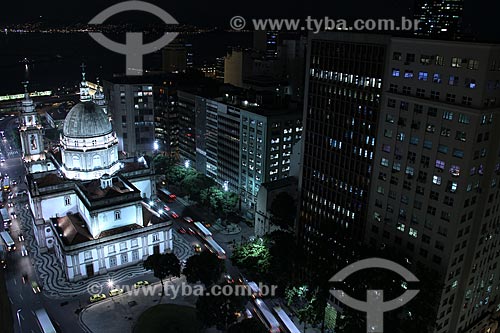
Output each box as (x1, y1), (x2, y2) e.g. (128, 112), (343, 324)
(187, 228), (196, 235)
(170, 211), (179, 219)
(18, 233), (24, 242)
(178, 227), (186, 234)
(109, 288), (124, 297)
(89, 294), (106, 303)
(20, 245), (28, 257)
(193, 244), (202, 253)
(163, 205), (170, 211)
(134, 281), (149, 289)
(183, 216), (193, 223)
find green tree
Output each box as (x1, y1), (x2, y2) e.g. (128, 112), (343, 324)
(143, 253), (181, 296)
(231, 238), (271, 279)
(228, 318), (267, 333)
(267, 230), (301, 291)
(181, 172), (216, 202)
(196, 289), (244, 330)
(183, 251), (224, 287)
(153, 154), (177, 174)
(269, 191), (296, 230)
(200, 186), (239, 216)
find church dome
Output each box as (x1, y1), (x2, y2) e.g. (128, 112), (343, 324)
(63, 101), (112, 138)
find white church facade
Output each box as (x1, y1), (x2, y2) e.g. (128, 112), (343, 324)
(20, 71), (173, 281)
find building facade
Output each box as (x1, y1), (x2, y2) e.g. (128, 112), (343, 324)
(366, 38), (500, 333)
(22, 72), (173, 281)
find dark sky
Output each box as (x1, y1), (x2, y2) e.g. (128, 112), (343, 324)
(0, 0), (498, 40)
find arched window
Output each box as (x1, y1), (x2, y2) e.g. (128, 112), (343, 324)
(72, 155), (80, 169)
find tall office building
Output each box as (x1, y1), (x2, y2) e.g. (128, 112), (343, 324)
(366, 38), (500, 333)
(239, 106), (302, 209)
(414, 0), (464, 39)
(298, 33), (389, 276)
(104, 79), (155, 156)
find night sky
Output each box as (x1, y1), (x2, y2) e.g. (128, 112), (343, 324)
(0, 0), (498, 40)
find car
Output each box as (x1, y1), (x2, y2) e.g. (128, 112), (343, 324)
(183, 216), (193, 223)
(11, 180), (17, 186)
(89, 294), (106, 303)
(10, 212), (16, 219)
(134, 280), (150, 289)
(109, 288), (124, 297)
(21, 273), (28, 284)
(7, 193), (13, 199)
(187, 227), (196, 235)
(193, 244), (202, 253)
(20, 245), (28, 257)
(16, 190), (27, 196)
(178, 227), (186, 234)
(7, 202), (13, 207)
(204, 222), (212, 228)
(31, 281), (41, 294)
(163, 205), (170, 211)
(170, 211), (179, 219)
(224, 274), (235, 284)
(18, 233), (24, 242)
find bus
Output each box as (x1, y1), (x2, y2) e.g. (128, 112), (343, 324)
(0, 244), (6, 268)
(1, 207), (10, 226)
(194, 222), (212, 238)
(205, 237), (227, 259)
(253, 299), (280, 333)
(158, 188), (176, 203)
(0, 231), (15, 251)
(247, 281), (262, 298)
(34, 308), (57, 333)
(273, 306), (301, 333)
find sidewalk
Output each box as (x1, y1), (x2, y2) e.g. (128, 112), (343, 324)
(80, 276), (197, 333)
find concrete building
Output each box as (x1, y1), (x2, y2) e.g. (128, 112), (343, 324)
(104, 78), (155, 156)
(299, 31), (500, 333)
(254, 176), (298, 236)
(414, 0), (464, 39)
(224, 49), (253, 88)
(366, 37), (500, 333)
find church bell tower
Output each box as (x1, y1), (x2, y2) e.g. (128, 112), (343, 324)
(19, 82), (45, 162)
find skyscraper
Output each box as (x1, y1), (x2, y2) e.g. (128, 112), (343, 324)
(414, 0), (464, 39)
(366, 38), (500, 333)
(298, 33), (389, 275)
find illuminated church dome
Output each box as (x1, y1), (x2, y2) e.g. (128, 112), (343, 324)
(63, 101), (112, 138)
(60, 66), (120, 180)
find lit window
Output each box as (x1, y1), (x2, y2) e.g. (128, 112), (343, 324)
(433, 176), (442, 185)
(392, 68), (400, 77)
(450, 165), (460, 177)
(409, 228), (418, 238)
(418, 71), (428, 80)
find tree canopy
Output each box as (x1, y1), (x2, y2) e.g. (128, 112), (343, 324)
(183, 251), (224, 287)
(196, 288), (244, 330)
(143, 253), (181, 295)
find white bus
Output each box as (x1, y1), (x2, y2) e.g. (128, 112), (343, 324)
(194, 222), (212, 237)
(253, 299), (280, 333)
(1, 208), (10, 226)
(274, 306), (301, 333)
(205, 237), (226, 259)
(247, 281), (262, 298)
(34, 308), (57, 333)
(0, 231), (15, 251)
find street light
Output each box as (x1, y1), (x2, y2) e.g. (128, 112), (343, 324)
(223, 180), (229, 192)
(184, 160), (190, 169)
(16, 309), (22, 333)
(153, 141), (159, 151)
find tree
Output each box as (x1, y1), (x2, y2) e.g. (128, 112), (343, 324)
(269, 192), (296, 230)
(153, 154), (177, 174)
(181, 172), (216, 202)
(183, 251), (224, 287)
(267, 230), (301, 291)
(196, 290), (244, 330)
(143, 253), (181, 296)
(231, 238), (271, 279)
(228, 318), (268, 333)
(200, 186), (239, 216)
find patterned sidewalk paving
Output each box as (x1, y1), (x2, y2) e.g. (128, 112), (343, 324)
(16, 199), (193, 300)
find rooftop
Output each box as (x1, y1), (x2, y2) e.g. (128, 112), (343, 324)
(78, 177), (133, 201)
(52, 213), (93, 246)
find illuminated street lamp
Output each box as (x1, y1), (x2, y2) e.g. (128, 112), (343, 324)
(184, 160), (190, 169)
(223, 181), (229, 192)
